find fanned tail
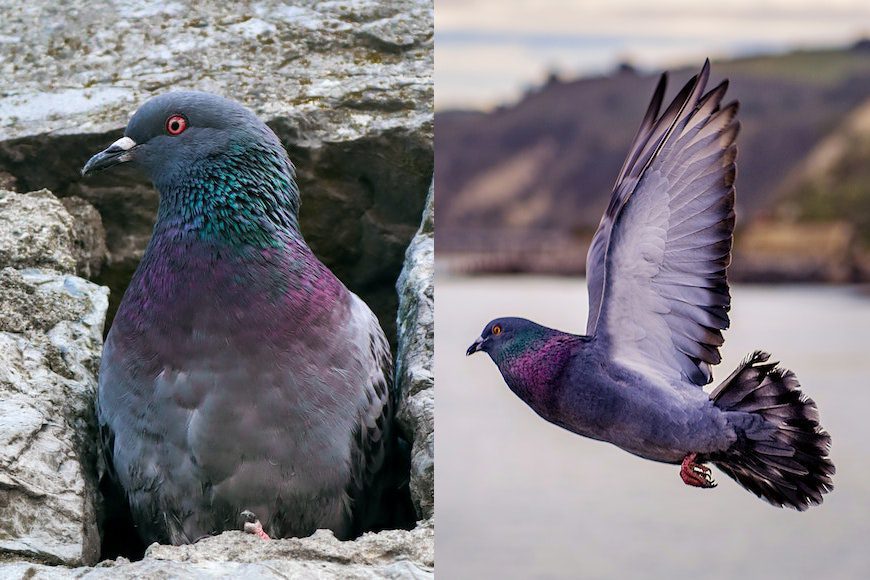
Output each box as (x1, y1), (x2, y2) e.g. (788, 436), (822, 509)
(708, 351), (834, 510)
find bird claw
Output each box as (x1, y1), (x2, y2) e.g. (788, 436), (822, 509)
(241, 510), (271, 540)
(680, 453), (717, 488)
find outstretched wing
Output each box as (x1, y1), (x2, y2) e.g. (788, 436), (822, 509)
(585, 73), (668, 334)
(585, 60), (739, 387)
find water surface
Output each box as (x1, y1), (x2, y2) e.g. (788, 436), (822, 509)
(437, 275), (870, 579)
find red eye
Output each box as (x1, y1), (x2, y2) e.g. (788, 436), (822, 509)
(166, 114), (187, 135)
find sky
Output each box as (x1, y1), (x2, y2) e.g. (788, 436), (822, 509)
(436, 0), (870, 110)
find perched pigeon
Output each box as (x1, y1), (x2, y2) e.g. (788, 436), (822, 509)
(467, 61), (834, 510)
(82, 91), (402, 544)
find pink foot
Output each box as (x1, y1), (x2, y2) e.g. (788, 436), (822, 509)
(680, 453), (717, 488)
(241, 510), (271, 540)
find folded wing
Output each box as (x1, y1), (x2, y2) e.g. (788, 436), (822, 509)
(585, 61), (739, 387)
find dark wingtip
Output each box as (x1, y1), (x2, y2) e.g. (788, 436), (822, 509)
(655, 71), (668, 94)
(697, 59), (711, 89)
(649, 73), (667, 113)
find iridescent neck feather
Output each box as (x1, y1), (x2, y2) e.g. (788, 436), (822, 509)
(154, 141), (301, 248)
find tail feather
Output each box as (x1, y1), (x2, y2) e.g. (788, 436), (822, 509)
(708, 351), (834, 510)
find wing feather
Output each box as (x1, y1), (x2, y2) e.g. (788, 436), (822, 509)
(345, 296), (394, 535)
(587, 66), (711, 334)
(585, 60), (739, 387)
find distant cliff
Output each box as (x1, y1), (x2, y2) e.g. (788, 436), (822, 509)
(437, 45), (870, 281)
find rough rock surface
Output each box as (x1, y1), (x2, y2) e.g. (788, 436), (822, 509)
(0, 520), (434, 579)
(0, 0), (434, 346)
(0, 1), (432, 144)
(0, 191), (109, 567)
(395, 182), (435, 519)
(59, 198), (107, 280)
(0, 191), (106, 279)
(0, 190), (77, 275)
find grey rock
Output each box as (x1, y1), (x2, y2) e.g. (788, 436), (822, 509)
(0, 272), (108, 566)
(0, 190), (106, 279)
(395, 181), (434, 519)
(0, 189), (76, 274)
(0, 520), (434, 579)
(59, 197), (107, 280)
(0, 0), (434, 347)
(0, 1), (432, 144)
(0, 189), (109, 566)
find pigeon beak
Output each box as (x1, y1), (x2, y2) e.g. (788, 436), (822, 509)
(81, 136), (137, 176)
(466, 336), (485, 356)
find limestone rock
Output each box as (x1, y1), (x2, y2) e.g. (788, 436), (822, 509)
(0, 190), (107, 279)
(395, 181), (434, 519)
(0, 190), (109, 566)
(60, 197), (107, 280)
(0, 520), (434, 579)
(0, 271), (108, 567)
(0, 190), (76, 274)
(0, 1), (432, 144)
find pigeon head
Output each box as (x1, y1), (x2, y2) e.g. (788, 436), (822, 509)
(82, 91), (282, 183)
(82, 91), (301, 240)
(468, 317), (580, 408)
(466, 317), (550, 359)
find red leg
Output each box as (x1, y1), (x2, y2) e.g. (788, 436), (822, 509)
(680, 453), (717, 488)
(241, 510), (272, 540)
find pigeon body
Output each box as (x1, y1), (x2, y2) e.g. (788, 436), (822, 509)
(471, 319), (729, 464)
(84, 92), (394, 544)
(468, 62), (834, 510)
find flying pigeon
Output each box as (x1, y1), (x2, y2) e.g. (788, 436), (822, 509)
(82, 91), (402, 544)
(466, 61), (834, 510)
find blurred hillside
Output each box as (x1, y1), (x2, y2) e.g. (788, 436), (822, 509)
(436, 43), (870, 281)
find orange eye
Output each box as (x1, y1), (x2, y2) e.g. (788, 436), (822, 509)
(492, 325), (502, 335)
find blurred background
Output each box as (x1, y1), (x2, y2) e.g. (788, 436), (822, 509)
(435, 1), (870, 578)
